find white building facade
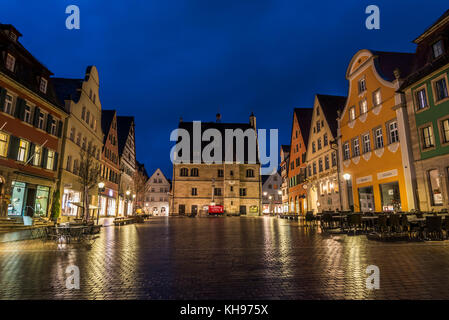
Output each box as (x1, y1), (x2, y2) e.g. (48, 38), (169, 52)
(145, 168), (170, 216)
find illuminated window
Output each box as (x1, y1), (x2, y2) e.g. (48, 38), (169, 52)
(359, 99), (368, 114)
(422, 125), (434, 149)
(415, 88), (428, 110)
(373, 89), (382, 106)
(17, 139), (29, 162)
(46, 150), (55, 170)
(0, 132), (9, 157)
(358, 78), (366, 93)
(352, 138), (360, 157)
(32, 145), (41, 166)
(441, 119), (449, 144)
(349, 106), (356, 121)
(24, 105), (31, 123)
(343, 142), (350, 160)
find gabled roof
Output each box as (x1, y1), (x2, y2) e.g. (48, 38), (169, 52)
(414, 9), (449, 43)
(293, 108), (314, 146)
(52, 78), (83, 106)
(281, 145), (290, 153)
(371, 51), (415, 81)
(136, 160), (149, 179)
(177, 119), (259, 163)
(101, 109), (116, 144)
(117, 116), (134, 157)
(261, 174), (270, 185)
(316, 94), (347, 138)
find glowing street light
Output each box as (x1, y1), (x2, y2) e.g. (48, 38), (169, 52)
(343, 173), (351, 181)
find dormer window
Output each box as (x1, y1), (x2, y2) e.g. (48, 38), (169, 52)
(39, 78), (48, 94)
(433, 40), (444, 59)
(5, 54), (15, 72)
(9, 32), (17, 42)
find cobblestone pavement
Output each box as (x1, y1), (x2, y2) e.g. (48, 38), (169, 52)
(1, 216), (449, 300)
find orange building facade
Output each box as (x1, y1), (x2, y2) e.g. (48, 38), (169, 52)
(287, 108), (313, 215)
(338, 50), (417, 212)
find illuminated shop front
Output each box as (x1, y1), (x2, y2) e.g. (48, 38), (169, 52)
(8, 181), (50, 217)
(61, 187), (81, 217)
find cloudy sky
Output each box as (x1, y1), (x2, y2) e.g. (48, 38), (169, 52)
(3, 0), (447, 176)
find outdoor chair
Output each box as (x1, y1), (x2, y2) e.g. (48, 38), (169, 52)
(43, 226), (58, 243)
(305, 211), (315, 227)
(442, 218), (449, 239)
(425, 216), (443, 241)
(347, 214), (362, 235)
(375, 215), (388, 240)
(321, 213), (333, 231)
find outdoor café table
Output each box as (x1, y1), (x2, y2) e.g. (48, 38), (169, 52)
(56, 225), (88, 243)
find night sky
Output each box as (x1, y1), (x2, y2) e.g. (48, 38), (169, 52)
(3, 1), (448, 177)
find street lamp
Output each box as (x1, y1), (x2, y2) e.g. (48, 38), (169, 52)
(97, 182), (105, 225)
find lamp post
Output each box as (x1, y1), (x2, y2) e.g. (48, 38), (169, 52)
(97, 182), (105, 225)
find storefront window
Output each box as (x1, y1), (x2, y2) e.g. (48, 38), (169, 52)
(99, 196), (107, 216)
(8, 181), (26, 216)
(429, 169), (443, 206)
(107, 198), (116, 216)
(380, 182), (401, 212)
(358, 186), (374, 212)
(35, 186), (49, 216)
(0, 132), (9, 157)
(62, 188), (81, 216)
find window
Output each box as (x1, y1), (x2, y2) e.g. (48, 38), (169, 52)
(317, 138), (322, 150)
(39, 78), (48, 93)
(180, 168), (188, 176)
(76, 133), (81, 146)
(239, 188), (247, 197)
(218, 169), (224, 177)
(24, 105), (31, 123)
(307, 165), (312, 177)
(325, 156), (330, 170)
(316, 121), (321, 133)
(362, 133), (371, 153)
(331, 152), (337, 167)
(422, 125), (435, 149)
(435, 78), (448, 101)
(70, 127), (75, 141)
(81, 107), (86, 120)
(318, 159), (323, 172)
(66, 155), (72, 171)
(415, 88), (428, 110)
(191, 188), (197, 196)
(374, 128), (384, 149)
(246, 169), (254, 178)
(82, 137), (86, 150)
(295, 158), (300, 167)
(190, 168), (199, 177)
(214, 188), (222, 196)
(388, 121), (399, 144)
(359, 99), (368, 114)
(86, 111), (90, 124)
(349, 106), (356, 121)
(316, 108), (320, 116)
(441, 119), (449, 144)
(358, 78), (366, 93)
(17, 139), (29, 162)
(9, 32), (17, 42)
(323, 134), (328, 146)
(50, 119), (57, 135)
(73, 159), (79, 175)
(0, 132), (9, 157)
(290, 162), (294, 170)
(433, 40), (444, 58)
(343, 142), (350, 160)
(38, 112), (45, 129)
(3, 94), (13, 114)
(313, 162), (317, 175)
(5, 54), (15, 72)
(32, 145), (41, 166)
(428, 169), (443, 206)
(352, 138), (360, 157)
(373, 89), (382, 107)
(312, 142), (316, 153)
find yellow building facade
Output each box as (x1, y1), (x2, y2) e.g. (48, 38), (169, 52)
(338, 50), (417, 212)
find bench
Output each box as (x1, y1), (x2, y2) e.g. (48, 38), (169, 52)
(113, 217), (135, 226)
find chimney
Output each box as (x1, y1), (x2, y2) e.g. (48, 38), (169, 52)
(216, 113), (221, 123)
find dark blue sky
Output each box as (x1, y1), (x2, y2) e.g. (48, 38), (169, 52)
(3, 1), (448, 177)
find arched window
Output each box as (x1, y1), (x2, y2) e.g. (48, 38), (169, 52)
(190, 168), (199, 177)
(246, 169), (254, 178)
(180, 168), (188, 177)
